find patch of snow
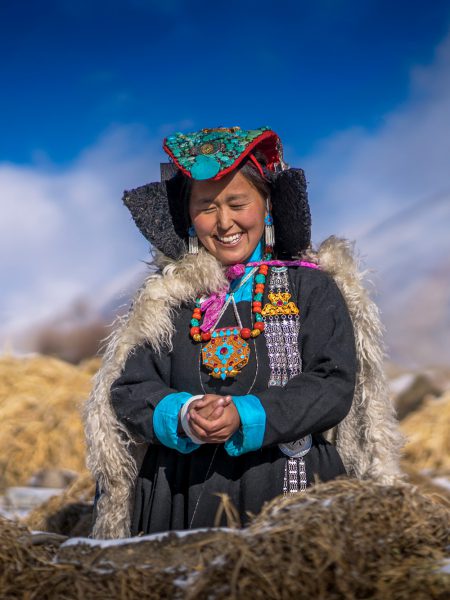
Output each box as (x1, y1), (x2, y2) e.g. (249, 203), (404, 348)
(210, 555), (226, 567)
(389, 373), (415, 395)
(5, 486), (64, 510)
(173, 570), (202, 590)
(61, 527), (234, 549)
(439, 559), (450, 574)
(432, 477), (450, 492)
(0, 506), (29, 520)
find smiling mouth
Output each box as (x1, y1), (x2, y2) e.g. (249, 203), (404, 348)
(214, 233), (243, 246)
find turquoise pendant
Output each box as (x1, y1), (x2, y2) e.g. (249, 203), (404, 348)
(201, 327), (250, 380)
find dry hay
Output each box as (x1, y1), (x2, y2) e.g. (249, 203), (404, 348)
(23, 472), (95, 537)
(401, 462), (450, 504)
(401, 390), (450, 475)
(0, 354), (94, 490)
(1, 479), (449, 599)
(78, 356), (102, 376)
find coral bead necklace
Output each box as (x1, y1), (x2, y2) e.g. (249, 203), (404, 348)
(190, 246), (272, 380)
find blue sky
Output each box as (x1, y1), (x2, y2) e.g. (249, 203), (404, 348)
(2, 0), (449, 163)
(1, 0), (450, 341)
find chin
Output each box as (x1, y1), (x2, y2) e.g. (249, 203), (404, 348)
(216, 248), (252, 266)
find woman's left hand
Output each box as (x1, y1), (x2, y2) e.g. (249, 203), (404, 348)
(188, 401), (241, 443)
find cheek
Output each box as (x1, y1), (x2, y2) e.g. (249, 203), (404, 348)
(240, 210), (265, 233)
(192, 213), (214, 237)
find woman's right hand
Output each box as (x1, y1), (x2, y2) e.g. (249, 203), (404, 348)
(189, 394), (232, 420)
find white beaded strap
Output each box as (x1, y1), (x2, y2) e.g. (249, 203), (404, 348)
(180, 395), (206, 445)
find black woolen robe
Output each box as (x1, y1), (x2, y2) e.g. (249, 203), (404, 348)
(110, 266), (357, 534)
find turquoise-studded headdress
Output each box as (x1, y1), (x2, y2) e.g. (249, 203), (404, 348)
(123, 126), (311, 260)
(163, 126), (285, 181)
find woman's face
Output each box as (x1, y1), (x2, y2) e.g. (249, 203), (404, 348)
(189, 170), (267, 265)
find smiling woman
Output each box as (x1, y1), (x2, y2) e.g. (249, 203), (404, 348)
(84, 126), (404, 539)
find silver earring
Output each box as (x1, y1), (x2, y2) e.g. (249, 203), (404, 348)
(188, 225), (199, 254)
(264, 199), (275, 248)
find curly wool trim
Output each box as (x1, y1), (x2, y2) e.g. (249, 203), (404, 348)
(84, 239), (404, 539)
(304, 237), (405, 483)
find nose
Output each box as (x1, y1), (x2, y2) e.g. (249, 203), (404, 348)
(216, 206), (234, 232)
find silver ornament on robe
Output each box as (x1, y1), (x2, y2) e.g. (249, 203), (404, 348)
(262, 266), (312, 494)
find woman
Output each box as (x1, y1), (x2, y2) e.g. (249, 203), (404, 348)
(85, 126), (403, 539)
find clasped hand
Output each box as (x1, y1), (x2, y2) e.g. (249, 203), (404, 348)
(181, 394), (241, 444)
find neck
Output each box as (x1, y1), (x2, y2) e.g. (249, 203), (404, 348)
(225, 239), (263, 282)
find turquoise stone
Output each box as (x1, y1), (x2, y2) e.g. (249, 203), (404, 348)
(255, 313), (264, 321)
(190, 318), (199, 326)
(191, 155), (220, 180)
(254, 293), (263, 301)
(255, 274), (266, 284)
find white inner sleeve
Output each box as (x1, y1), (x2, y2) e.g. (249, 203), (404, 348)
(180, 395), (206, 445)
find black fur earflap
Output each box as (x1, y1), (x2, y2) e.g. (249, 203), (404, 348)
(123, 172), (188, 260)
(269, 168), (311, 258)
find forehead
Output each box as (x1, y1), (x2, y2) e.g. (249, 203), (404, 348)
(190, 170), (256, 202)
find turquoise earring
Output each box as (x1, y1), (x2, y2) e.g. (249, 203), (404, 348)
(188, 225), (199, 254)
(264, 200), (275, 248)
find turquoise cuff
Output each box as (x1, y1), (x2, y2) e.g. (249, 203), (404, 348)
(224, 395), (266, 456)
(153, 392), (200, 453)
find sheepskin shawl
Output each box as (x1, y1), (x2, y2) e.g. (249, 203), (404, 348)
(84, 236), (404, 539)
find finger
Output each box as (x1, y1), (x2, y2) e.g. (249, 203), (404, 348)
(208, 406), (226, 420)
(194, 414), (231, 436)
(196, 405), (223, 420)
(189, 398), (208, 410)
(192, 399), (220, 414)
(206, 397), (229, 414)
(194, 404), (216, 418)
(188, 419), (209, 440)
(189, 410), (223, 434)
(210, 423), (241, 442)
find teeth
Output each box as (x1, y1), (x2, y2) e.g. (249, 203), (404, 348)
(216, 233), (242, 243)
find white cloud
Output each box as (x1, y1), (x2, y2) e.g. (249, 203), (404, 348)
(0, 125), (161, 335)
(297, 32), (450, 366)
(302, 30), (450, 243)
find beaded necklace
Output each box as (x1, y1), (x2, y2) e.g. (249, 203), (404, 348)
(189, 245), (272, 380)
